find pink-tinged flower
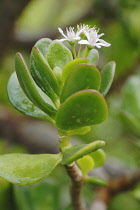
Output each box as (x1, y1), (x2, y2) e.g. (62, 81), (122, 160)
(78, 27), (111, 48)
(57, 26), (82, 42)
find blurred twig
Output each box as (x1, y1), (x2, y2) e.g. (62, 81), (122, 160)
(90, 169), (140, 210)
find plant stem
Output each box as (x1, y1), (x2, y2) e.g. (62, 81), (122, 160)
(78, 44), (82, 58)
(82, 46), (91, 58)
(58, 131), (86, 210)
(71, 43), (77, 58)
(65, 163), (87, 210)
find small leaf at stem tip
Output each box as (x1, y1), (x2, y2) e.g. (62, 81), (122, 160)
(15, 53), (57, 118)
(67, 126), (91, 135)
(87, 49), (99, 66)
(77, 155), (94, 176)
(0, 153), (62, 185)
(62, 58), (88, 81)
(85, 176), (108, 187)
(32, 47), (60, 96)
(62, 140), (105, 165)
(89, 149), (106, 168)
(60, 63), (101, 103)
(56, 90), (108, 130)
(7, 72), (55, 123)
(100, 61), (116, 96)
(47, 41), (73, 69)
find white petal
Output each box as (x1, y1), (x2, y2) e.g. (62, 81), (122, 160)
(98, 39), (111, 47)
(98, 33), (104, 38)
(56, 38), (67, 42)
(74, 37), (81, 40)
(78, 40), (90, 45)
(58, 27), (67, 38)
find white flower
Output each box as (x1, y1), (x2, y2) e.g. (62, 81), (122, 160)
(77, 24), (91, 33)
(78, 27), (111, 48)
(57, 26), (82, 42)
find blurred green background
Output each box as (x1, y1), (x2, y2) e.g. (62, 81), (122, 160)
(0, 0), (140, 209)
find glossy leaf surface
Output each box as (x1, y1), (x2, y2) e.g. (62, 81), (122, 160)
(77, 155), (94, 176)
(30, 38), (58, 102)
(100, 61), (116, 96)
(15, 53), (57, 118)
(56, 90), (108, 130)
(8, 73), (54, 122)
(47, 41), (73, 69)
(0, 153), (62, 185)
(67, 126), (91, 135)
(32, 38), (52, 58)
(85, 176), (108, 187)
(31, 47), (60, 98)
(87, 49), (99, 66)
(62, 58), (88, 81)
(60, 64), (101, 103)
(62, 140), (105, 165)
(89, 149), (106, 168)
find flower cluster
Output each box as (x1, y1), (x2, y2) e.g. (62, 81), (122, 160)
(58, 24), (111, 49)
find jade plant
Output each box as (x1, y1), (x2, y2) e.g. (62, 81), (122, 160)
(0, 24), (116, 209)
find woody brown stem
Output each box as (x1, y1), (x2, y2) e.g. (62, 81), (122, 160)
(65, 162), (86, 210)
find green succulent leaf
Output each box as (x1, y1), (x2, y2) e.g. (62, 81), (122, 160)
(60, 64), (101, 103)
(56, 90), (108, 130)
(67, 126), (91, 135)
(89, 149), (106, 168)
(62, 58), (88, 81)
(47, 41), (73, 69)
(8, 72), (54, 123)
(32, 38), (52, 58)
(85, 176), (108, 187)
(53, 66), (63, 87)
(15, 53), (57, 118)
(62, 140), (105, 165)
(31, 47), (60, 105)
(87, 49), (99, 66)
(77, 155), (94, 176)
(100, 61), (116, 96)
(0, 153), (62, 185)
(30, 38), (59, 104)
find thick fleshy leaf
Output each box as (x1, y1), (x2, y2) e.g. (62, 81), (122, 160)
(0, 153), (62, 185)
(89, 149), (106, 168)
(62, 58), (88, 81)
(60, 64), (101, 103)
(30, 39), (59, 104)
(62, 140), (105, 165)
(47, 41), (73, 69)
(56, 90), (108, 130)
(8, 72), (54, 123)
(100, 61), (116, 96)
(31, 47), (60, 102)
(87, 49), (99, 66)
(85, 176), (108, 187)
(15, 53), (57, 118)
(77, 155), (94, 176)
(67, 126), (91, 135)
(32, 38), (52, 58)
